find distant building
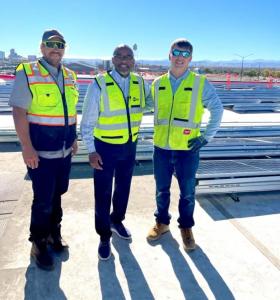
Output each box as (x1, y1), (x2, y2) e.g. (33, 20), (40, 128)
(0, 51), (5, 60)
(103, 60), (111, 71)
(27, 55), (37, 62)
(8, 49), (23, 63)
(64, 62), (96, 75)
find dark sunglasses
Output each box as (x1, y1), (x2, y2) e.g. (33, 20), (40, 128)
(43, 41), (65, 49)
(172, 49), (191, 58)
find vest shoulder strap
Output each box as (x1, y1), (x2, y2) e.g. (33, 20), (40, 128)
(15, 63), (24, 72)
(20, 62), (35, 76)
(63, 66), (77, 80)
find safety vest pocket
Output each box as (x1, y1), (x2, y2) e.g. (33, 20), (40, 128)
(35, 86), (59, 107)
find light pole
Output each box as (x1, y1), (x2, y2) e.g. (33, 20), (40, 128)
(234, 53), (253, 81)
(133, 43), (138, 71)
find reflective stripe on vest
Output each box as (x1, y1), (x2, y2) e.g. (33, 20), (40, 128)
(25, 62), (75, 86)
(94, 72), (144, 144)
(154, 75), (201, 128)
(153, 72), (205, 150)
(27, 114), (76, 126)
(37, 146), (72, 159)
(20, 62), (78, 127)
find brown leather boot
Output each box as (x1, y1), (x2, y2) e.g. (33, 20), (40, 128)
(147, 223), (170, 241)
(180, 228), (196, 251)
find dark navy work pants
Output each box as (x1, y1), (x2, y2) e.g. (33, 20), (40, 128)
(93, 138), (137, 241)
(27, 154), (72, 241)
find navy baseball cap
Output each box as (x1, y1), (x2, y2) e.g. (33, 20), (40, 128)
(42, 29), (65, 43)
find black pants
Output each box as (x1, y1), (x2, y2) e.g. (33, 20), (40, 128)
(94, 138), (137, 241)
(27, 154), (72, 242)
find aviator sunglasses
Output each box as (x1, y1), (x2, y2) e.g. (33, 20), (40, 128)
(43, 41), (66, 49)
(172, 48), (191, 58)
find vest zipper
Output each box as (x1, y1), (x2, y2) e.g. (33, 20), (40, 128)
(40, 61), (69, 146)
(56, 70), (68, 147)
(61, 92), (69, 145)
(166, 95), (175, 147)
(108, 73), (132, 141)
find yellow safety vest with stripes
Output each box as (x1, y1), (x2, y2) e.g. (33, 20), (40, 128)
(16, 61), (79, 151)
(152, 71), (205, 150)
(94, 72), (145, 144)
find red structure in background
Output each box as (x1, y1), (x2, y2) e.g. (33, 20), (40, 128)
(267, 75), (273, 89)
(226, 73), (231, 89)
(1, 74), (279, 87)
(0, 74), (14, 80)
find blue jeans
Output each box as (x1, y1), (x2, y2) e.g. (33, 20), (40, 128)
(153, 146), (199, 228)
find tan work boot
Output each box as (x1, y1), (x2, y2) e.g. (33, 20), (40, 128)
(147, 223), (169, 241)
(180, 228), (196, 251)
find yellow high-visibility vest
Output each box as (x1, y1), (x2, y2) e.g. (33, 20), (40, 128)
(16, 61), (79, 151)
(152, 71), (205, 150)
(17, 61), (79, 126)
(94, 72), (145, 144)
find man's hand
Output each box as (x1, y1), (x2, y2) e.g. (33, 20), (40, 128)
(188, 136), (208, 152)
(22, 145), (39, 169)
(89, 152), (103, 170)
(71, 139), (78, 156)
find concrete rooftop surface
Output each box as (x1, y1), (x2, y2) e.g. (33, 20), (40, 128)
(0, 150), (280, 300)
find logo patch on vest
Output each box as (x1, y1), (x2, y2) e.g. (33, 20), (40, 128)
(183, 129), (191, 135)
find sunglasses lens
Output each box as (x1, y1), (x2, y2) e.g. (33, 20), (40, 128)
(182, 51), (191, 58)
(45, 41), (65, 49)
(172, 49), (191, 58)
(172, 49), (180, 56)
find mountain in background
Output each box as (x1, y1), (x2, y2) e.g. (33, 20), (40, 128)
(64, 58), (280, 68)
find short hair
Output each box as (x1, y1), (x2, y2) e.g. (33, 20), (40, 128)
(113, 44), (134, 57)
(170, 38), (193, 54)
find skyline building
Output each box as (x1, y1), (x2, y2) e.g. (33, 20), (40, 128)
(0, 51), (5, 60)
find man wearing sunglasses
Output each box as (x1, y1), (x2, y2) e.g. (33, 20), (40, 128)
(147, 38), (223, 251)
(9, 29), (79, 270)
(81, 45), (148, 260)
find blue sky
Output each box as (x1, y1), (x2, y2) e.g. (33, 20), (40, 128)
(0, 0), (279, 61)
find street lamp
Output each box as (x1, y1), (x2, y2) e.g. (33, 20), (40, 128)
(133, 43), (138, 70)
(234, 53), (253, 81)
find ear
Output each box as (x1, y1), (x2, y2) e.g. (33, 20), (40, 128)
(169, 52), (172, 61)
(112, 56), (116, 65)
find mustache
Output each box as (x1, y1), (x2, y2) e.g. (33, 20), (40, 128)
(49, 51), (62, 55)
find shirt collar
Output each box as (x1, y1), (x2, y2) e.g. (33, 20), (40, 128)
(168, 69), (190, 81)
(40, 57), (61, 75)
(111, 69), (130, 82)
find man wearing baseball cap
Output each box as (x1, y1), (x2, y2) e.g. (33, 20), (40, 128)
(42, 29), (66, 44)
(9, 29), (79, 270)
